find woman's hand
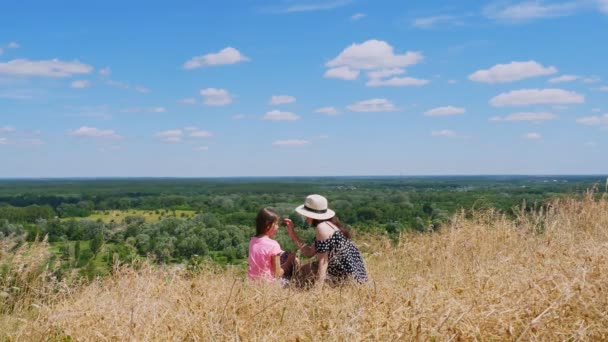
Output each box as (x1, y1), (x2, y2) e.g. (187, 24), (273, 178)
(284, 218), (298, 240)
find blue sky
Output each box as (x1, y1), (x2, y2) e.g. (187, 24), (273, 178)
(1, 0), (607, 177)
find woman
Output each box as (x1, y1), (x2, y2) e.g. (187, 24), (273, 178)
(284, 194), (367, 288)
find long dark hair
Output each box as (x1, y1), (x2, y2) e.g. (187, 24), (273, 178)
(255, 207), (279, 236)
(311, 216), (351, 239)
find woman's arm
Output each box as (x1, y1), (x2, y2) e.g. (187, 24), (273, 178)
(284, 218), (316, 258)
(272, 254), (284, 278)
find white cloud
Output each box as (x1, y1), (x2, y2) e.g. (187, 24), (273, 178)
(281, 0), (352, 13)
(135, 86), (150, 93)
(548, 75), (579, 83)
(184, 127), (199, 131)
(366, 76), (430, 87)
(99, 67), (111, 76)
(351, 13), (366, 20)
(490, 88), (585, 107)
(490, 112), (557, 122)
(0, 126), (16, 133)
(431, 129), (457, 137)
(7, 42), (19, 49)
(232, 114), (246, 120)
(600, 86), (608, 92)
(179, 98), (196, 104)
(412, 15), (460, 29)
(315, 107), (340, 115)
(469, 61), (557, 83)
(183, 47), (249, 69)
(200, 88), (233, 106)
(0, 138), (8, 145)
(600, 0), (608, 13)
(484, 1), (580, 22)
(272, 139), (310, 146)
(155, 130), (183, 143)
(576, 114), (608, 126)
(324, 66), (359, 80)
(121, 107), (166, 113)
(592, 108), (601, 113)
(195, 146), (209, 151)
(270, 95), (296, 105)
(448, 79), (458, 84)
(190, 130), (213, 138)
(70, 80), (91, 89)
(583, 76), (601, 83)
(263, 110), (300, 121)
(367, 68), (404, 79)
(0, 59), (93, 78)
(347, 98), (397, 112)
(424, 106), (466, 117)
(70, 126), (122, 139)
(524, 132), (542, 140)
(327, 40), (423, 70)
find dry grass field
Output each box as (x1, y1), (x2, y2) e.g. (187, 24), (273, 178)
(2, 191), (608, 340)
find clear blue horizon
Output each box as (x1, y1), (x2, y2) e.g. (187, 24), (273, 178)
(1, 0), (607, 177)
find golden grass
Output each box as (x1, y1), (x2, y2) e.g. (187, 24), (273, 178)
(3, 192), (608, 340)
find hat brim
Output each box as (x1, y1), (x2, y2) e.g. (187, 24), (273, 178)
(295, 205), (335, 220)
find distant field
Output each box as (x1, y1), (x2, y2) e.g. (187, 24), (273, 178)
(68, 209), (197, 223)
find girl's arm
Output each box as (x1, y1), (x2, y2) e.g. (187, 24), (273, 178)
(272, 254), (284, 278)
(284, 218), (316, 258)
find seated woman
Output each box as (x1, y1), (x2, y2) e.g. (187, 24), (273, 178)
(284, 194), (367, 288)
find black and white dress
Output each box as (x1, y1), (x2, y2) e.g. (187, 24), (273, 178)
(315, 229), (367, 284)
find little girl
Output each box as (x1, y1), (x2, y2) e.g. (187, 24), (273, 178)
(248, 207), (295, 282)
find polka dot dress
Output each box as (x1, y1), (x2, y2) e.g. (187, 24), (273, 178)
(315, 230), (368, 284)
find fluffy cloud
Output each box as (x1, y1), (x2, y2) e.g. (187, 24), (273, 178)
(184, 47), (249, 69)
(483, 1), (580, 22)
(600, 0), (608, 13)
(200, 88), (233, 106)
(469, 61), (557, 83)
(350, 13), (366, 20)
(327, 40), (423, 70)
(7, 42), (19, 49)
(315, 107), (340, 115)
(576, 114), (608, 126)
(424, 106), (466, 117)
(325, 40), (428, 87)
(490, 112), (557, 122)
(135, 86), (150, 93)
(366, 76), (429, 87)
(70, 80), (91, 89)
(263, 110), (300, 121)
(0, 126), (16, 133)
(324, 66), (359, 80)
(190, 130), (213, 138)
(272, 139), (310, 146)
(0, 137), (8, 145)
(490, 88), (584, 107)
(0, 59), (93, 78)
(600, 86), (608, 92)
(412, 15), (460, 29)
(155, 130), (183, 143)
(347, 98), (397, 112)
(98, 67), (111, 76)
(367, 68), (404, 79)
(179, 98), (196, 104)
(121, 107), (166, 113)
(431, 129), (457, 137)
(269, 95), (296, 105)
(70, 126), (121, 139)
(548, 75), (579, 83)
(524, 132), (542, 140)
(280, 0), (352, 13)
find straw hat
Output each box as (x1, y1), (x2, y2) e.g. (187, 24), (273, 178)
(295, 194), (335, 220)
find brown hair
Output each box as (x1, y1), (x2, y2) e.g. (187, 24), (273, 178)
(255, 207), (279, 236)
(311, 216), (351, 239)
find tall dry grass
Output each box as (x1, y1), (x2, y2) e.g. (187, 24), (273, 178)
(2, 192), (608, 340)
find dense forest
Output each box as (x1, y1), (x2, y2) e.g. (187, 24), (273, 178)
(0, 176), (605, 277)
